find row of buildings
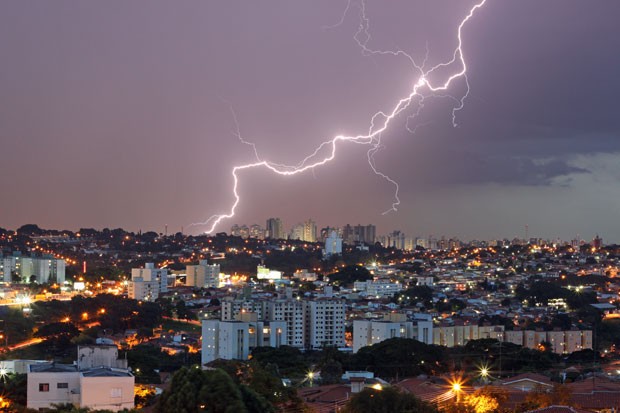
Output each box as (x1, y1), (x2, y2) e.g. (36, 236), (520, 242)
(128, 261), (222, 301)
(0, 252), (65, 283)
(353, 318), (592, 354)
(231, 219), (377, 244)
(202, 289), (346, 364)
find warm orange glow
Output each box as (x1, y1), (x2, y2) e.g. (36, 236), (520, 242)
(464, 393), (500, 413)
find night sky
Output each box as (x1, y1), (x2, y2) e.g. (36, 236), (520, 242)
(1, 1), (619, 241)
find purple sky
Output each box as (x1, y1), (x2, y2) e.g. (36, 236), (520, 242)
(1, 1), (619, 242)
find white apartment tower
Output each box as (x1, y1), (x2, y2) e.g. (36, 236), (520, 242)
(128, 263), (168, 301)
(266, 299), (305, 348)
(353, 313), (433, 352)
(0, 254), (65, 283)
(202, 316), (288, 364)
(324, 230), (343, 257)
(303, 298), (346, 350)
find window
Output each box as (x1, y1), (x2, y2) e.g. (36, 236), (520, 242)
(57, 383), (69, 389)
(110, 388), (122, 398)
(39, 383), (50, 392)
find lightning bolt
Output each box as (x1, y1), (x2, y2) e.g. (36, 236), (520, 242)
(195, 0), (487, 233)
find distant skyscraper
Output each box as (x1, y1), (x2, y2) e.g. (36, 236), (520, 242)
(342, 224), (376, 245)
(290, 223), (304, 241)
(302, 219), (317, 242)
(249, 224), (265, 240)
(386, 230), (406, 250)
(266, 218), (284, 240)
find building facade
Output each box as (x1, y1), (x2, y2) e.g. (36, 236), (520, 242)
(128, 263), (168, 301)
(186, 261), (220, 288)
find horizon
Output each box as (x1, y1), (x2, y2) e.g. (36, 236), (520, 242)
(0, 222), (610, 245)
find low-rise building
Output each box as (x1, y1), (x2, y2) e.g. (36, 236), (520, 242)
(27, 345), (134, 412)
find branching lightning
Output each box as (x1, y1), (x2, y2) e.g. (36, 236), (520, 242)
(195, 0), (487, 233)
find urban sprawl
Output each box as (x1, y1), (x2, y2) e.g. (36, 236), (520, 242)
(0, 222), (619, 412)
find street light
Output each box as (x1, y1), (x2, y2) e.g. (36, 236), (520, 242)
(449, 376), (464, 403)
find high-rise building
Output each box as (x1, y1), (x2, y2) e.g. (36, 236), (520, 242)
(289, 223), (304, 241)
(185, 260), (220, 288)
(266, 218), (284, 240)
(266, 299), (305, 348)
(304, 298), (346, 349)
(250, 224), (265, 239)
(202, 316), (287, 364)
(128, 263), (168, 301)
(230, 224), (250, 239)
(319, 227), (342, 243)
(353, 314), (433, 352)
(324, 230), (343, 257)
(385, 230), (406, 250)
(342, 224), (376, 245)
(0, 253), (65, 283)
(220, 292), (345, 350)
(302, 219), (317, 242)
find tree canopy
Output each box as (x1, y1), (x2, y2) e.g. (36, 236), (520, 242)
(342, 386), (439, 413)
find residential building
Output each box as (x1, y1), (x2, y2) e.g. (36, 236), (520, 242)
(27, 345), (133, 412)
(303, 298), (346, 349)
(186, 261), (220, 288)
(353, 313), (433, 352)
(266, 298), (305, 348)
(201, 315), (287, 364)
(354, 280), (403, 298)
(266, 218), (284, 240)
(324, 230), (343, 257)
(0, 253), (65, 283)
(128, 263), (168, 301)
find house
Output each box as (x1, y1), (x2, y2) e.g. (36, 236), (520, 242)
(27, 345), (134, 412)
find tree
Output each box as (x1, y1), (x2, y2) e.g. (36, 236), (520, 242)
(320, 359), (343, 385)
(520, 383), (572, 410)
(328, 265), (372, 286)
(352, 338), (448, 378)
(156, 367), (248, 413)
(0, 373), (27, 409)
(342, 387), (439, 413)
(444, 386), (508, 413)
(17, 224), (44, 236)
(34, 322), (80, 339)
(399, 285), (433, 307)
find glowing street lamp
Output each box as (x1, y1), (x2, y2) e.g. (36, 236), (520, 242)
(449, 376), (464, 403)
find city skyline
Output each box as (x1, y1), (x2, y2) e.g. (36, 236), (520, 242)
(2, 1), (619, 241)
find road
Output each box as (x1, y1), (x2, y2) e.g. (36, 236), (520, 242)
(8, 337), (43, 351)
